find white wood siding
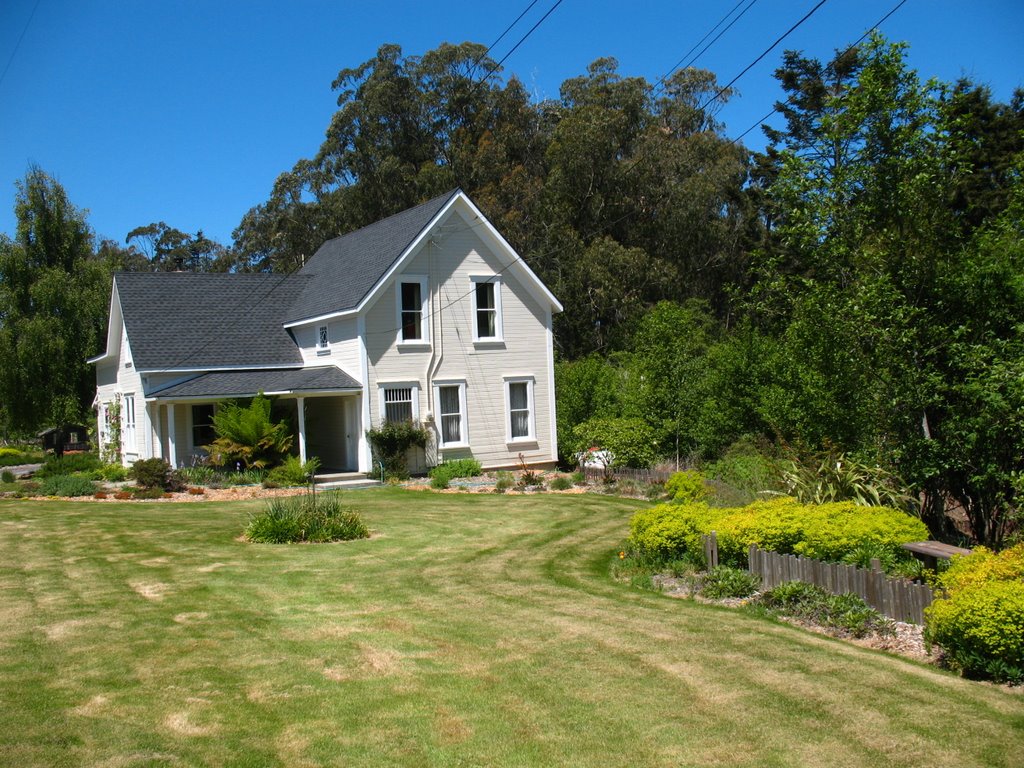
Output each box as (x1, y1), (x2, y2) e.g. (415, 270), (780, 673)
(294, 318), (362, 380)
(363, 208), (556, 469)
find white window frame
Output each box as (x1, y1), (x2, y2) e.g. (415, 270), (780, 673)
(123, 394), (137, 453)
(433, 380), (468, 449)
(316, 324), (330, 354)
(470, 276), (503, 343)
(378, 382), (420, 424)
(396, 275), (429, 346)
(503, 376), (536, 444)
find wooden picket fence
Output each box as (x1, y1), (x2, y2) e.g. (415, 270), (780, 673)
(701, 532), (935, 624)
(746, 544), (934, 624)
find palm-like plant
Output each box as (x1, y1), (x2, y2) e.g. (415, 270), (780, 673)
(206, 394), (292, 470)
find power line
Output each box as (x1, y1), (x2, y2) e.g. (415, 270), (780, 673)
(477, 0), (565, 85)
(0, 0), (41, 91)
(729, 0), (910, 147)
(652, 0), (760, 98)
(468, 0), (543, 80)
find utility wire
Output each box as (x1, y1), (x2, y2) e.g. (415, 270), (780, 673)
(468, 0), (542, 80)
(729, 0), (910, 146)
(0, 0), (41, 91)
(651, 0), (759, 98)
(477, 0), (565, 85)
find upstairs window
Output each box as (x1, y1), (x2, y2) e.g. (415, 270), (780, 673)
(399, 278), (428, 343)
(471, 276), (503, 342)
(317, 324), (329, 352)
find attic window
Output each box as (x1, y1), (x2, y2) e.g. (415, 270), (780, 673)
(317, 324), (329, 353)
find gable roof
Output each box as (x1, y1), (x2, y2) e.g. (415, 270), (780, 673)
(148, 366), (360, 400)
(283, 189), (460, 326)
(114, 271), (310, 372)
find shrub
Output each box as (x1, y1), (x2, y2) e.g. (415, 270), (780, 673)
(246, 494), (370, 543)
(207, 394), (293, 469)
(924, 545), (1024, 683)
(36, 453), (102, 478)
(665, 470), (708, 504)
(704, 438), (780, 504)
(179, 465), (219, 485)
(98, 463), (128, 482)
(132, 486), (168, 500)
(0, 447), (44, 466)
(366, 420), (429, 480)
(629, 497), (929, 570)
(188, 487), (206, 495)
(1, 470), (14, 484)
(571, 417), (659, 470)
(701, 566), (760, 599)
(755, 581), (894, 639)
(130, 458), (184, 491)
(494, 471), (514, 493)
(114, 491), (132, 500)
(550, 475), (572, 491)
(429, 458), (483, 489)
(93, 491), (107, 499)
(778, 447), (915, 512)
(40, 474), (96, 497)
(265, 455), (321, 488)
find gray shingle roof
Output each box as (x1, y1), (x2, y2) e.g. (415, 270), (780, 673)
(115, 272), (310, 371)
(149, 367), (360, 399)
(284, 189), (459, 325)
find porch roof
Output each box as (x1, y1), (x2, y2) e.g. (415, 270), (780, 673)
(148, 366), (361, 400)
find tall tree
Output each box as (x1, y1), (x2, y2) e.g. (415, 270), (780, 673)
(125, 222), (230, 272)
(0, 167), (109, 433)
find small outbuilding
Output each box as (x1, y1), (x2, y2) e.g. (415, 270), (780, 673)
(38, 425), (91, 457)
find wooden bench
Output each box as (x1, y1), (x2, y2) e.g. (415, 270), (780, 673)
(901, 541), (973, 571)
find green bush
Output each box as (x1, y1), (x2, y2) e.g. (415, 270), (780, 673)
(0, 447), (44, 467)
(366, 420), (429, 480)
(550, 475), (572, 491)
(265, 456), (321, 488)
(778, 447), (915, 511)
(208, 394), (293, 470)
(629, 497), (929, 569)
(1, 470), (14, 484)
(704, 438), (780, 504)
(571, 417), (658, 470)
(36, 453), (101, 478)
(924, 544), (1024, 683)
(39, 474), (96, 497)
(755, 581), (894, 638)
(429, 458), (483, 489)
(130, 458), (184, 491)
(494, 471), (514, 493)
(246, 494), (370, 543)
(98, 463), (128, 482)
(132, 486), (168, 500)
(664, 470), (708, 503)
(701, 566), (760, 599)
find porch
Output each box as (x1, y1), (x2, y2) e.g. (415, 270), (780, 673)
(146, 367), (367, 473)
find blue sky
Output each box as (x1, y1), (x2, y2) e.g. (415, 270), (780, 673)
(1, 0), (1021, 248)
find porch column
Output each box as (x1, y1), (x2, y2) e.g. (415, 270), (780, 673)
(296, 397), (307, 464)
(167, 403), (178, 468)
(151, 404), (164, 460)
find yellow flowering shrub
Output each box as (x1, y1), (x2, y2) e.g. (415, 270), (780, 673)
(628, 497), (928, 566)
(924, 544), (1024, 682)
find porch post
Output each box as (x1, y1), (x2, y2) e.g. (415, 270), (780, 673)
(151, 404), (164, 460)
(296, 397), (307, 464)
(167, 403), (178, 468)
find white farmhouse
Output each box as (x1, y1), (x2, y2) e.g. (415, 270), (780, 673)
(90, 190), (562, 474)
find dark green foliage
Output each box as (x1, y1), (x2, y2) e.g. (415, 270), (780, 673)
(265, 456), (321, 488)
(129, 458), (184, 491)
(246, 494), (370, 544)
(571, 417), (658, 470)
(0, 167), (109, 433)
(39, 474), (96, 497)
(1, 470), (14, 484)
(366, 421), (429, 480)
(36, 452), (101, 478)
(754, 581), (894, 638)
(131, 486), (168, 500)
(207, 395), (293, 470)
(701, 566), (760, 599)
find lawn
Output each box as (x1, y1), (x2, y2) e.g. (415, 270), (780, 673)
(1, 489), (1021, 767)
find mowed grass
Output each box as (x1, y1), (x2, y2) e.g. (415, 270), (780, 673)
(1, 490), (1021, 767)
